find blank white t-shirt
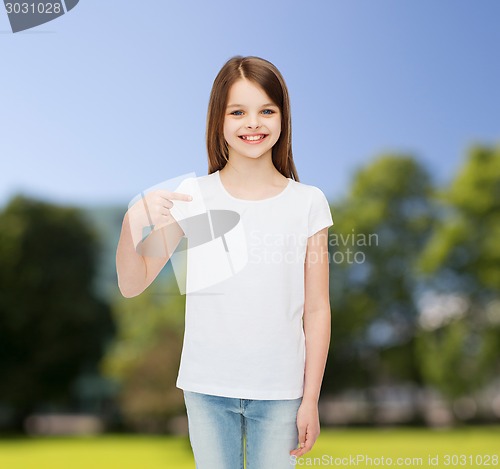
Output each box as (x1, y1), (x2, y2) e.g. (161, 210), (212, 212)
(169, 169), (334, 400)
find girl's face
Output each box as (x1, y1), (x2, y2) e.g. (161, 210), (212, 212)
(223, 78), (281, 162)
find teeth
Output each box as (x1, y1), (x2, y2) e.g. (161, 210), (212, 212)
(241, 135), (265, 141)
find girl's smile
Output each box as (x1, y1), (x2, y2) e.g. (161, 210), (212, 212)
(238, 133), (269, 144)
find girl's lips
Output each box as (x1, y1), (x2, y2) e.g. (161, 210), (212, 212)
(238, 134), (268, 144)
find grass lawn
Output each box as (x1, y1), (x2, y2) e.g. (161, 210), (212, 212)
(0, 426), (498, 468)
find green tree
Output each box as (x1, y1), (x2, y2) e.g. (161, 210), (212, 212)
(415, 145), (500, 420)
(325, 155), (435, 402)
(418, 145), (500, 294)
(101, 273), (186, 432)
(415, 317), (498, 401)
(0, 195), (115, 431)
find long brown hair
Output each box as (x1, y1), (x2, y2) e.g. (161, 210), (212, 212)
(206, 55), (300, 181)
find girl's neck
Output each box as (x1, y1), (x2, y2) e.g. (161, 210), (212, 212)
(220, 160), (284, 185)
(219, 159), (288, 199)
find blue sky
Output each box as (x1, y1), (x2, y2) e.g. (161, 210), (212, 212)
(1, 0), (499, 208)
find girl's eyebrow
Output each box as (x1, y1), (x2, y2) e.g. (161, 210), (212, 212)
(226, 103), (278, 108)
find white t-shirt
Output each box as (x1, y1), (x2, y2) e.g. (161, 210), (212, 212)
(168, 169), (334, 400)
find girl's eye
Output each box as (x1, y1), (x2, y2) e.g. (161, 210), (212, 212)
(230, 110), (243, 116)
(262, 109), (275, 115)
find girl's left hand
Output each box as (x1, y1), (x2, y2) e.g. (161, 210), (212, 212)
(289, 400), (320, 458)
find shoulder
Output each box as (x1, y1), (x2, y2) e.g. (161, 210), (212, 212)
(288, 179), (329, 204)
(291, 181), (334, 235)
(173, 172), (215, 191)
(289, 178), (324, 193)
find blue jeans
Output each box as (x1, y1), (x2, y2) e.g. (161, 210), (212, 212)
(183, 390), (303, 469)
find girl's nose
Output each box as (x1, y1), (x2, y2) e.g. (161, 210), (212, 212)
(246, 118), (261, 129)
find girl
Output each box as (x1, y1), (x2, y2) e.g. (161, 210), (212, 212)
(116, 55), (334, 468)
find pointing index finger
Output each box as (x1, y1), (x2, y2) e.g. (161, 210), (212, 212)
(155, 190), (193, 201)
(170, 191), (193, 201)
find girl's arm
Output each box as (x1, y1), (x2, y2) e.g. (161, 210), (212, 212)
(302, 226), (331, 403)
(116, 189), (191, 298)
(291, 226), (331, 458)
(116, 211), (184, 298)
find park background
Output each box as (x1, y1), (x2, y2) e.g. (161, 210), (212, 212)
(1, 0), (499, 467)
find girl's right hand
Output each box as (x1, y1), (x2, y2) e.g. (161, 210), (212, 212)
(127, 189), (193, 241)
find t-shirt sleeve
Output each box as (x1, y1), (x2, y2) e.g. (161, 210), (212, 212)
(308, 186), (334, 237)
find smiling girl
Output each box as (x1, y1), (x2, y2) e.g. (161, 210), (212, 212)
(116, 55), (334, 468)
